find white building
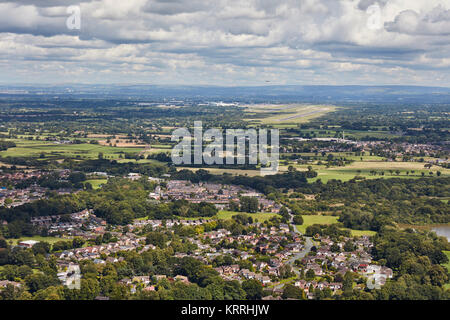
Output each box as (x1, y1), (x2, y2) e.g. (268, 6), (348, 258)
(18, 240), (40, 248)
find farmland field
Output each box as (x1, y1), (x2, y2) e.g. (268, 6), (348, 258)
(0, 139), (144, 160)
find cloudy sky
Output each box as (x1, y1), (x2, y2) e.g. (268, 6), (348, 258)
(0, 0), (449, 86)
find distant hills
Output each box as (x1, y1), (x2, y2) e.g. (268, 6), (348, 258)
(0, 84), (449, 104)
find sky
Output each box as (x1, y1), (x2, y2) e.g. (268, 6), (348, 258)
(0, 0), (449, 86)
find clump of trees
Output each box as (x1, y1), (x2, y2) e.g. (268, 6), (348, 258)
(369, 228), (450, 300)
(305, 224), (351, 238)
(171, 169), (316, 194)
(0, 141), (16, 151)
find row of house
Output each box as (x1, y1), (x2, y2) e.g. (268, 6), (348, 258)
(156, 180), (281, 213)
(53, 236), (155, 262)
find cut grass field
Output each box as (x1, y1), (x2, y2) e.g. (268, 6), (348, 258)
(268, 276), (297, 288)
(84, 179), (108, 189)
(342, 161), (449, 172)
(173, 164), (439, 182)
(177, 167), (263, 177)
(9, 236), (65, 245)
(295, 215), (339, 234)
(295, 215), (376, 237)
(116, 158), (165, 165)
(345, 229), (377, 237)
(282, 161), (450, 183)
(138, 157), (448, 182)
(136, 211), (280, 223)
(216, 210), (280, 222)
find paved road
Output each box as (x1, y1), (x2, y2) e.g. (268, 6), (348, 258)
(272, 211), (314, 290)
(287, 236), (314, 269)
(277, 107), (330, 122)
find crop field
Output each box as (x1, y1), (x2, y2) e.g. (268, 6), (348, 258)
(0, 138), (144, 160)
(98, 139), (147, 148)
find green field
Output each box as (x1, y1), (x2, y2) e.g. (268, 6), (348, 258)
(283, 152), (386, 162)
(345, 130), (402, 140)
(295, 215), (339, 234)
(345, 229), (377, 237)
(286, 161), (450, 183)
(0, 139), (144, 160)
(295, 215), (375, 236)
(136, 211), (280, 222)
(10, 236), (66, 245)
(84, 179), (108, 189)
(177, 167), (263, 177)
(216, 210), (280, 222)
(116, 158), (165, 165)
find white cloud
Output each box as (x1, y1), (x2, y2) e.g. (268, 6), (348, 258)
(0, 0), (448, 85)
